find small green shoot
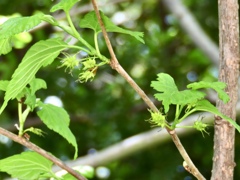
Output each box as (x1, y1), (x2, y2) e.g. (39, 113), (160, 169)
(150, 73), (240, 133)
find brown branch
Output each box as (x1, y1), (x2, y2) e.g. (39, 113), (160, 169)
(0, 127), (87, 180)
(90, 0), (205, 179)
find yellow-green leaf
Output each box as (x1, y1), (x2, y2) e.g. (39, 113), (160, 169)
(0, 151), (54, 179)
(0, 38), (67, 115)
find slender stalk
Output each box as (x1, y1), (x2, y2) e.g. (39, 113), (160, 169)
(68, 45), (92, 55)
(91, 0), (205, 179)
(18, 102), (24, 136)
(65, 11), (96, 54)
(60, 12), (109, 63)
(65, 11), (81, 39)
(175, 104), (180, 120)
(94, 33), (101, 57)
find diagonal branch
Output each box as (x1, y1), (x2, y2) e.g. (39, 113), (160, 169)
(91, 0), (205, 179)
(0, 128), (86, 180)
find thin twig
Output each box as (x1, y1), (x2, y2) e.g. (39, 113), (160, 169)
(91, 0), (205, 179)
(0, 127), (87, 180)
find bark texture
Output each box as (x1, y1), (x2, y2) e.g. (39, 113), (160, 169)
(211, 0), (239, 179)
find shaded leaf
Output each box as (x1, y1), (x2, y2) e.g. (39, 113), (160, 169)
(0, 14), (44, 40)
(0, 38), (67, 115)
(187, 81), (229, 103)
(22, 88), (36, 110)
(79, 11), (144, 44)
(37, 103), (78, 159)
(29, 78), (47, 96)
(50, 0), (80, 12)
(0, 151), (53, 179)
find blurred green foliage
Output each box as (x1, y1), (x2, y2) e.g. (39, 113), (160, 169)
(0, 0), (239, 179)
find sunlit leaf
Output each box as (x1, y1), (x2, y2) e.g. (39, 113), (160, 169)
(0, 38), (12, 55)
(79, 11), (144, 44)
(187, 81), (229, 103)
(0, 38), (68, 115)
(37, 103), (78, 159)
(0, 80), (9, 91)
(0, 151), (53, 179)
(50, 0), (80, 12)
(151, 73), (178, 92)
(0, 14), (44, 40)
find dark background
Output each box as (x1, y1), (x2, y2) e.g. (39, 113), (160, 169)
(0, 0), (240, 179)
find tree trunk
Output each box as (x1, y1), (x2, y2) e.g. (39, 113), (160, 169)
(211, 0), (239, 179)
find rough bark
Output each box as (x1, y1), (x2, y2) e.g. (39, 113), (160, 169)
(211, 0), (239, 179)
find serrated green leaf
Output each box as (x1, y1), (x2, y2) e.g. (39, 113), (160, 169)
(151, 73), (205, 112)
(79, 11), (145, 44)
(0, 38), (12, 55)
(0, 14), (44, 40)
(0, 80), (9, 91)
(0, 38), (67, 115)
(0, 151), (53, 179)
(187, 81), (229, 103)
(193, 100), (240, 133)
(154, 90), (205, 113)
(151, 73), (178, 92)
(37, 103), (78, 159)
(50, 0), (80, 12)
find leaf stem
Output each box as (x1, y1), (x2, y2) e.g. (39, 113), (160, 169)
(65, 11), (96, 54)
(65, 11), (81, 40)
(174, 104), (181, 121)
(62, 12), (109, 64)
(18, 101), (31, 136)
(172, 105), (185, 128)
(175, 109), (196, 127)
(176, 125), (194, 129)
(18, 102), (24, 136)
(94, 32), (101, 57)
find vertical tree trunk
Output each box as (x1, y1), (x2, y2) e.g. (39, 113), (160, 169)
(211, 0), (239, 179)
